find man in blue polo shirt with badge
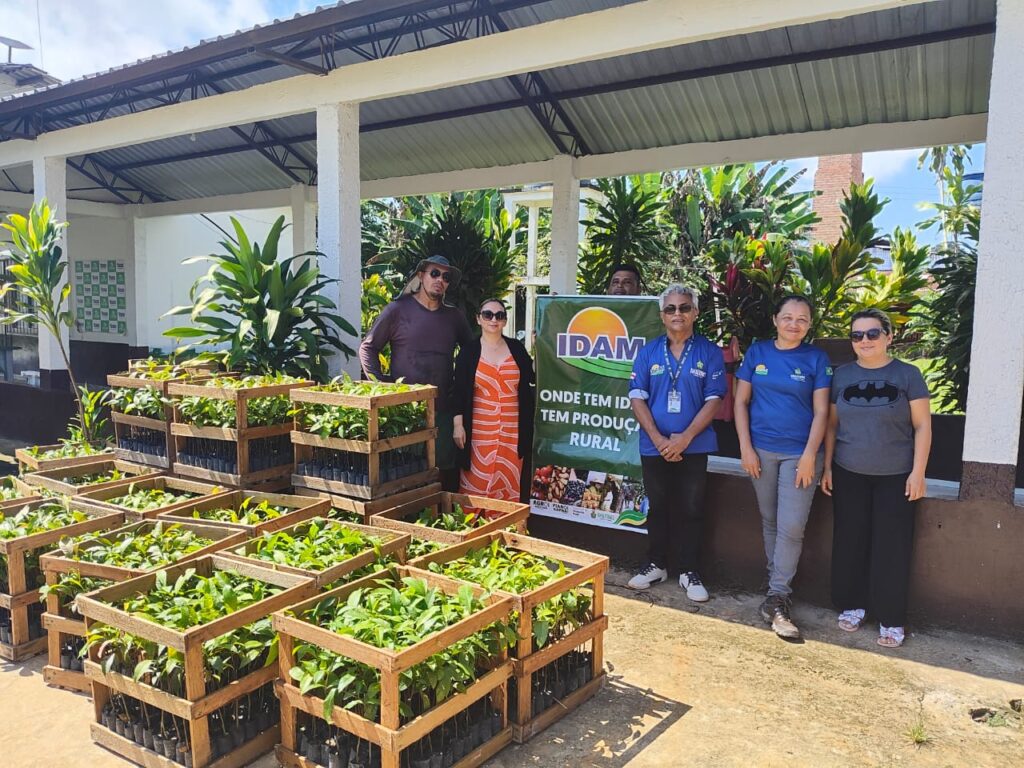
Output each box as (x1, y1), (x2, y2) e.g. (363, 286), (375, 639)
(627, 284), (726, 600)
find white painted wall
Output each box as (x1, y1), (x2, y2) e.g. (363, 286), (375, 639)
(139, 208), (292, 352)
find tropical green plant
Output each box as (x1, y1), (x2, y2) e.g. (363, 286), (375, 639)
(918, 170), (982, 412)
(175, 374), (299, 428)
(105, 485), (201, 513)
(163, 216), (356, 380)
(378, 193), (518, 327)
(577, 174), (674, 294)
(288, 576), (516, 721)
(243, 518), (386, 574)
(26, 442), (107, 460)
(85, 568), (282, 697)
(188, 497), (291, 526)
(108, 386), (167, 419)
(0, 500), (87, 541)
(0, 201), (97, 442)
(39, 571), (113, 616)
(854, 227), (931, 339)
(1, 476), (27, 500)
(66, 385), (112, 445)
(671, 163), (818, 265)
(426, 539), (593, 647)
(57, 521), (214, 570)
(65, 467), (128, 487)
(415, 504), (487, 533)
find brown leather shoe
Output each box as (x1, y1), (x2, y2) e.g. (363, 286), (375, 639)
(770, 598), (801, 640)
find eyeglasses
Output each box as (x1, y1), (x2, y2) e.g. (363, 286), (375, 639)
(427, 268), (452, 282)
(480, 309), (507, 321)
(850, 328), (885, 342)
(661, 304), (693, 315)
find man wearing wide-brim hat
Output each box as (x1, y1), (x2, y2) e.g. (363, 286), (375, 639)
(359, 255), (472, 490)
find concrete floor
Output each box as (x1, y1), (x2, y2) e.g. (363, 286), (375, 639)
(2, 571), (1021, 768)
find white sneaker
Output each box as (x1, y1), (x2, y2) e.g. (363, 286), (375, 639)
(679, 571), (709, 602)
(627, 563), (667, 590)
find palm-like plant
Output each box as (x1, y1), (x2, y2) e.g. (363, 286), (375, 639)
(163, 216), (356, 381)
(381, 194), (518, 327)
(577, 174), (674, 294)
(0, 201), (96, 441)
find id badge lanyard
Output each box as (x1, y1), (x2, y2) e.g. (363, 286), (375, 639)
(664, 336), (694, 414)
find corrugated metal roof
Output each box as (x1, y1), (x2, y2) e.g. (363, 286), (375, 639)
(22, 0), (998, 203)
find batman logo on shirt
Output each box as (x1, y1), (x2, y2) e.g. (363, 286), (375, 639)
(842, 380), (901, 407)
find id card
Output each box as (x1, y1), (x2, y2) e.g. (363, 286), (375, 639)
(667, 390), (681, 413)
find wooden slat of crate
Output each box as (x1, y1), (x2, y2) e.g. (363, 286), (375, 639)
(157, 490), (330, 536)
(275, 567), (512, 675)
(290, 427), (437, 455)
(0, 635), (48, 662)
(0, 476), (42, 512)
(370, 492), (529, 543)
(291, 467), (439, 501)
(70, 476), (228, 520)
(112, 412), (173, 469)
(43, 609), (91, 692)
(290, 384), (437, 410)
(89, 721), (279, 768)
(16, 445), (114, 473)
(511, 673), (605, 744)
(291, 481), (442, 520)
(21, 458), (163, 497)
(219, 518), (410, 588)
(172, 461), (293, 492)
(170, 421), (292, 441)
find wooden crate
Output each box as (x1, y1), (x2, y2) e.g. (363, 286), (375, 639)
(219, 518), (410, 589)
(70, 476), (229, 522)
(21, 458), (163, 497)
(156, 489), (329, 537)
(290, 383), (438, 501)
(272, 566), (515, 768)
(0, 499), (124, 662)
(169, 378), (314, 491)
(79, 554), (316, 768)
(39, 519), (248, 693)
(0, 475), (42, 512)
(407, 531), (608, 741)
(291, 482), (443, 523)
(370, 491), (529, 545)
(15, 444), (115, 473)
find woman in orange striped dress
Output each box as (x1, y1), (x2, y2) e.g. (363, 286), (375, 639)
(452, 298), (536, 502)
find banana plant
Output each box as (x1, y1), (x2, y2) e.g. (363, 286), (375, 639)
(162, 216), (356, 381)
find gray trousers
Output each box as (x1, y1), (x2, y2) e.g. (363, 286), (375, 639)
(749, 448), (824, 597)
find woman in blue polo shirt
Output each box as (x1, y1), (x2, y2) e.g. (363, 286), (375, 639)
(627, 284), (726, 601)
(734, 295), (832, 640)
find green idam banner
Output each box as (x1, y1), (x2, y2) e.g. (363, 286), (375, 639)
(529, 295), (663, 533)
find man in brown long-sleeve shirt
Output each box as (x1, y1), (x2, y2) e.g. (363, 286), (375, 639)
(358, 255), (471, 490)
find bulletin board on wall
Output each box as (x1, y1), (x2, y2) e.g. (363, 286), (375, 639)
(74, 258), (128, 337)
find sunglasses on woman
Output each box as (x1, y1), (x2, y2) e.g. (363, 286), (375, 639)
(850, 328), (884, 342)
(428, 268), (452, 282)
(480, 309), (507, 321)
(661, 303), (693, 315)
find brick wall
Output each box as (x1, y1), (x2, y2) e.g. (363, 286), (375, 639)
(811, 153), (864, 245)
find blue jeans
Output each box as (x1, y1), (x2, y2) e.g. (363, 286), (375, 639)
(749, 448), (823, 597)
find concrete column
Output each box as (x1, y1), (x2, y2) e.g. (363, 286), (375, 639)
(315, 103), (362, 377)
(548, 155), (580, 295)
(961, 0), (1024, 503)
(128, 215), (147, 349)
(290, 183), (316, 264)
(31, 156), (70, 384)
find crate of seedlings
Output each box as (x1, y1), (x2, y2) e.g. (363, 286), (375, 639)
(108, 358), (214, 469)
(39, 519), (247, 693)
(409, 531), (608, 742)
(71, 476), (228, 522)
(290, 378), (438, 502)
(16, 440), (114, 473)
(220, 517), (410, 589)
(370, 491), (530, 546)
(79, 554), (316, 768)
(157, 490), (330, 538)
(272, 566), (517, 768)
(0, 498), (124, 661)
(0, 475), (42, 511)
(170, 374), (314, 491)
(22, 458), (163, 497)
(292, 481), (444, 522)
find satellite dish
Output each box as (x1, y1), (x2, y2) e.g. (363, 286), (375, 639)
(0, 36), (33, 65)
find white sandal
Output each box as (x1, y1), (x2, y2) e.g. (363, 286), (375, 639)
(837, 609), (866, 632)
(877, 625), (905, 648)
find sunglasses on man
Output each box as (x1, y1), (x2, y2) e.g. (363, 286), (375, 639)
(661, 303), (693, 315)
(480, 309), (507, 321)
(427, 268), (452, 282)
(850, 328), (884, 342)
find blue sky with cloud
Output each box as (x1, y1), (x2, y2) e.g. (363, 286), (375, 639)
(5, 0), (984, 237)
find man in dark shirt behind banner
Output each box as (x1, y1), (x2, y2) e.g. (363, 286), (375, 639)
(358, 255), (472, 490)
